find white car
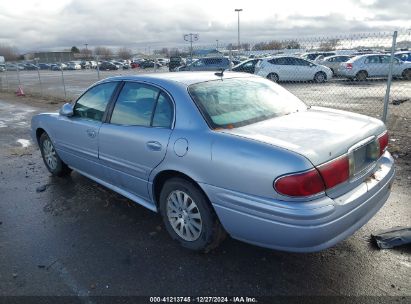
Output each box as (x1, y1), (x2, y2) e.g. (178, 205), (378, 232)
(255, 56), (333, 83)
(338, 54), (411, 81)
(67, 62), (81, 70)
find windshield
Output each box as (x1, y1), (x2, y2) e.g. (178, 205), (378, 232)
(188, 77), (308, 128)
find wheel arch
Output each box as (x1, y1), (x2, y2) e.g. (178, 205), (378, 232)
(152, 169), (210, 209)
(35, 128), (47, 145)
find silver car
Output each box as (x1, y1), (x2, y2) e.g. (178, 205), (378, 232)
(255, 56), (333, 83)
(31, 72), (395, 252)
(339, 54), (411, 80)
(316, 55), (352, 75)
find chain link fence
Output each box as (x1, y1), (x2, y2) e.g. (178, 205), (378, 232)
(0, 30), (410, 125)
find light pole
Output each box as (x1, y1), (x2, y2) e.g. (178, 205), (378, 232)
(234, 8), (243, 50)
(183, 33), (199, 64)
(216, 39), (219, 50)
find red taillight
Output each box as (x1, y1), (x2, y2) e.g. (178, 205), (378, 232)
(274, 169), (325, 197)
(378, 131), (388, 156)
(346, 63), (353, 70)
(317, 156), (350, 189)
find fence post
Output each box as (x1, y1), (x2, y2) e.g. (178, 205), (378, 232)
(154, 55), (157, 72)
(382, 31), (397, 123)
(4, 61), (9, 91)
(60, 56), (67, 99)
(16, 63), (21, 87)
(35, 58), (43, 96)
(96, 55), (100, 80)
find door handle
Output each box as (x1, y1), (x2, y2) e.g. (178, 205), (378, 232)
(146, 141), (162, 151)
(86, 129), (97, 138)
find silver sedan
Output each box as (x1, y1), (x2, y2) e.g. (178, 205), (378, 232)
(31, 72), (395, 252)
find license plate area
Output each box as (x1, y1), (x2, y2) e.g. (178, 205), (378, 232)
(348, 136), (379, 178)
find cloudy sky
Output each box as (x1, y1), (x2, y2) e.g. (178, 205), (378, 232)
(0, 0), (410, 52)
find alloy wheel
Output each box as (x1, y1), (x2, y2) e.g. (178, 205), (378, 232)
(166, 190), (203, 241)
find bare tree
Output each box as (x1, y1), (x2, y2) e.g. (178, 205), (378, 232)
(94, 46), (113, 59)
(0, 44), (19, 61)
(80, 48), (93, 59)
(284, 40), (301, 49)
(319, 39), (340, 51)
(117, 47), (132, 59)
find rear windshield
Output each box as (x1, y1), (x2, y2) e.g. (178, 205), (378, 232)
(188, 78), (307, 128)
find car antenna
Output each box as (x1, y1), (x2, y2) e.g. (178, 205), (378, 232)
(215, 68), (225, 78)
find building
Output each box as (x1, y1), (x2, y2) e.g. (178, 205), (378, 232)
(24, 51), (74, 63)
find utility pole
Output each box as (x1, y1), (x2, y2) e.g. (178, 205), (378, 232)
(234, 9), (243, 51)
(184, 33), (199, 64)
(216, 39), (219, 50)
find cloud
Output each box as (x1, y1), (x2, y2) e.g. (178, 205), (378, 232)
(0, 0), (408, 52)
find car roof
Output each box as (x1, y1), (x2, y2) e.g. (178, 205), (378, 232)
(102, 71), (258, 86)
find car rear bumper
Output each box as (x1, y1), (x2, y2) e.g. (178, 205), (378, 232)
(202, 152), (395, 252)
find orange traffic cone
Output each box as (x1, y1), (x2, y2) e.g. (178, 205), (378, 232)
(16, 86), (25, 96)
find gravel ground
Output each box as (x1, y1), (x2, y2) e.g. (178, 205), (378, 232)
(0, 91), (410, 302)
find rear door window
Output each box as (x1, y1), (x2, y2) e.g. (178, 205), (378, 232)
(110, 82), (173, 128)
(110, 83), (159, 126)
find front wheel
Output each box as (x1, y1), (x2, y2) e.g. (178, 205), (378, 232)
(403, 69), (411, 80)
(267, 73), (279, 82)
(356, 70), (368, 81)
(159, 177), (226, 252)
(39, 133), (71, 177)
(314, 71), (327, 83)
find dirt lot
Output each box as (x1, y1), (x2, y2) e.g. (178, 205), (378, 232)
(0, 92), (410, 302)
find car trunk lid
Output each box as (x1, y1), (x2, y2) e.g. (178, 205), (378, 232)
(221, 107), (386, 196)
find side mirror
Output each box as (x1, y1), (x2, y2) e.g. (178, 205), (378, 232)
(309, 63), (315, 67)
(59, 103), (74, 117)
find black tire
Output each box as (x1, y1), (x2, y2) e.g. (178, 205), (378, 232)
(267, 73), (279, 82)
(159, 177), (226, 252)
(402, 69), (411, 80)
(39, 132), (71, 177)
(356, 70), (368, 81)
(314, 71), (327, 83)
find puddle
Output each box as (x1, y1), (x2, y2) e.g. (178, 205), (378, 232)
(17, 139), (31, 148)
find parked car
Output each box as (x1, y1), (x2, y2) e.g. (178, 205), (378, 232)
(0, 64), (5, 72)
(139, 60), (161, 69)
(5, 63), (24, 71)
(67, 62), (82, 70)
(51, 63), (67, 71)
(130, 62), (140, 69)
(177, 57), (232, 71)
(169, 56), (185, 71)
(38, 63), (51, 70)
(316, 55), (352, 75)
(157, 58), (169, 66)
(31, 72), (394, 252)
(301, 52), (336, 61)
(338, 54), (411, 81)
(232, 59), (262, 74)
(80, 61), (91, 69)
(99, 61), (119, 70)
(89, 61), (98, 69)
(395, 51), (411, 63)
(23, 63), (39, 70)
(255, 56), (332, 82)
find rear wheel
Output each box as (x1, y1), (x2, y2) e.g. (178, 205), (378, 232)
(267, 73), (279, 82)
(402, 69), (411, 80)
(159, 177), (226, 252)
(39, 132), (71, 176)
(314, 71), (327, 83)
(356, 70), (368, 81)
